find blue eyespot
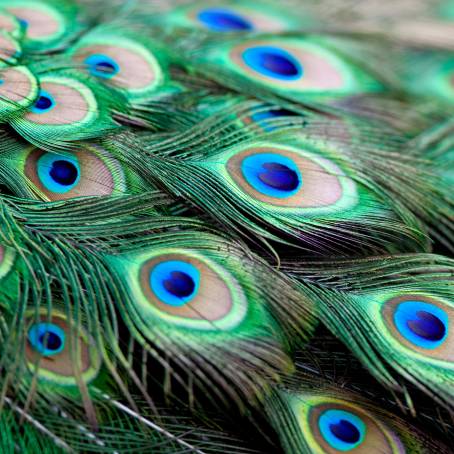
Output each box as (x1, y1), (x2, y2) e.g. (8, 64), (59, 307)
(319, 409), (366, 451)
(0, 80), (3, 85)
(241, 153), (302, 198)
(85, 54), (120, 79)
(197, 8), (253, 32)
(394, 300), (448, 349)
(150, 261), (200, 306)
(28, 322), (65, 356)
(32, 90), (55, 114)
(37, 153), (81, 194)
(242, 46), (303, 80)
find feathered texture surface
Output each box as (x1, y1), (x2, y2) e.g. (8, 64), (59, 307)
(0, 0), (453, 452)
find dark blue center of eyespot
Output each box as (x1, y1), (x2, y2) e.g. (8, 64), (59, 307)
(318, 409), (365, 451)
(49, 160), (79, 186)
(85, 54), (120, 79)
(18, 18), (28, 29)
(258, 162), (300, 191)
(393, 300), (448, 349)
(38, 331), (62, 351)
(27, 322), (65, 357)
(163, 271), (196, 298)
(329, 420), (361, 444)
(31, 90), (55, 114)
(242, 46), (303, 80)
(197, 8), (253, 32)
(407, 310), (446, 341)
(241, 153), (302, 198)
(35, 95), (52, 110)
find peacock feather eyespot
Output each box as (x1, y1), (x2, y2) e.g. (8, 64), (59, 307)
(197, 7), (253, 32)
(31, 90), (56, 114)
(318, 409), (366, 451)
(297, 397), (406, 454)
(242, 46), (303, 81)
(23, 76), (97, 126)
(217, 37), (384, 96)
(381, 294), (453, 360)
(22, 145), (127, 201)
(107, 248), (249, 332)
(24, 310), (101, 386)
(69, 31), (165, 100)
(85, 54), (120, 79)
(28, 322), (65, 357)
(224, 143), (358, 211)
(175, 2), (301, 32)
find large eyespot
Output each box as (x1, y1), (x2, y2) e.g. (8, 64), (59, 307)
(214, 37), (383, 96)
(0, 65), (38, 118)
(0, 30), (21, 63)
(272, 391), (407, 454)
(306, 401), (405, 454)
(70, 36), (164, 100)
(28, 322), (65, 356)
(225, 144), (358, 212)
(24, 77), (96, 125)
(197, 8), (253, 32)
(23, 145), (127, 201)
(0, 244), (15, 280)
(318, 409), (366, 451)
(25, 311), (101, 386)
(382, 295), (453, 360)
(111, 249), (248, 331)
(175, 3), (300, 32)
(6, 3), (65, 42)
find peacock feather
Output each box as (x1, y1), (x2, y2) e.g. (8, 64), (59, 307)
(0, 0), (452, 452)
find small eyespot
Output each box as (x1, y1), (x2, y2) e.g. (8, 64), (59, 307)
(37, 153), (80, 194)
(241, 153), (302, 198)
(31, 90), (55, 114)
(85, 54), (120, 79)
(150, 260), (200, 307)
(394, 301), (448, 349)
(28, 322), (65, 357)
(318, 409), (366, 451)
(242, 46), (303, 80)
(197, 8), (253, 32)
